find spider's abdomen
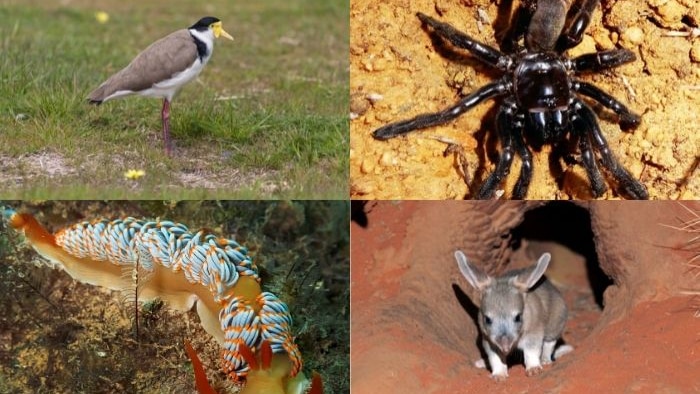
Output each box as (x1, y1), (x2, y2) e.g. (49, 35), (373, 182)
(513, 53), (569, 112)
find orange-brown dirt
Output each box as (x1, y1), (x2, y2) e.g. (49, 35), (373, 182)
(351, 201), (700, 393)
(350, 0), (700, 199)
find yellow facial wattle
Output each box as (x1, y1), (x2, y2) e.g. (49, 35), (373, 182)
(212, 21), (234, 40)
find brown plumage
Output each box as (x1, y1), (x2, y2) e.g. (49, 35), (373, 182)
(88, 30), (198, 103)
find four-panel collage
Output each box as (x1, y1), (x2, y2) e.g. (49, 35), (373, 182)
(0, 0), (698, 393)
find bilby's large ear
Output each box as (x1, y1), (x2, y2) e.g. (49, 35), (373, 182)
(455, 250), (492, 291)
(513, 253), (550, 291)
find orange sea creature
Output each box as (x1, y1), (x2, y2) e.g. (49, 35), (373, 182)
(2, 207), (306, 386)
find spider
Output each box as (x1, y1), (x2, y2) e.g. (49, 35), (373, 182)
(372, 0), (649, 199)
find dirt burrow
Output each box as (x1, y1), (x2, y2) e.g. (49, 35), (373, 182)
(351, 201), (700, 393)
(350, 0), (700, 199)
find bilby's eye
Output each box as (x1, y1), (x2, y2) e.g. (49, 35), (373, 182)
(484, 316), (492, 326)
(514, 313), (522, 323)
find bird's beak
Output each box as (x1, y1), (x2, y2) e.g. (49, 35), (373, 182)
(212, 21), (234, 41)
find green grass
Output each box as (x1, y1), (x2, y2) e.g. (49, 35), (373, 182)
(0, 0), (349, 199)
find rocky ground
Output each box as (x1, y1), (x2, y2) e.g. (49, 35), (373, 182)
(350, 0), (700, 199)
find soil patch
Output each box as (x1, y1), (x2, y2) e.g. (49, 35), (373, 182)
(350, 0), (700, 199)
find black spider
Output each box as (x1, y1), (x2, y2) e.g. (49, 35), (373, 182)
(372, 0), (648, 199)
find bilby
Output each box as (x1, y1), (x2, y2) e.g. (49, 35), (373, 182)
(454, 250), (570, 381)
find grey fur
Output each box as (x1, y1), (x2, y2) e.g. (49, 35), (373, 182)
(454, 250), (569, 381)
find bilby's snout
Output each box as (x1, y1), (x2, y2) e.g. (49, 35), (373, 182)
(492, 329), (517, 354)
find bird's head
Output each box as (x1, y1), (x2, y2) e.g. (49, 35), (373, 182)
(190, 16), (234, 41)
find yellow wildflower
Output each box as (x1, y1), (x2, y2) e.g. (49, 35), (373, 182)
(124, 169), (145, 180)
(95, 11), (110, 24)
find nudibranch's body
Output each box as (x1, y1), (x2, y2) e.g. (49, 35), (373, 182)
(2, 208), (302, 383)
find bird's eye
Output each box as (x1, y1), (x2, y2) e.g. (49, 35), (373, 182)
(484, 316), (492, 326)
(514, 313), (522, 323)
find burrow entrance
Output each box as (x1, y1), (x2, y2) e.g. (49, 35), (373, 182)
(448, 201), (611, 368)
(506, 202), (612, 357)
(352, 201), (698, 393)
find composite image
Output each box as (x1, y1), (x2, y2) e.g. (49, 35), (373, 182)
(0, 0), (699, 393)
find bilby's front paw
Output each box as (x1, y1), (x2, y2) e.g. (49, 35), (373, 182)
(491, 372), (508, 382)
(525, 365), (544, 376)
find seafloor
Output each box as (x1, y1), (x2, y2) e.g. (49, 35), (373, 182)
(0, 201), (349, 393)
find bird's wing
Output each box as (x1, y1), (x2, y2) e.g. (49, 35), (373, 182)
(88, 29), (199, 102)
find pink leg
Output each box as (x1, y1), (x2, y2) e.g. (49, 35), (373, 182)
(161, 99), (172, 155)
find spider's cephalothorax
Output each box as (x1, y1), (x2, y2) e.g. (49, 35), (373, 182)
(372, 0), (648, 199)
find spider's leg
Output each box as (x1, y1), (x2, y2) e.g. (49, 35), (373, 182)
(556, 0), (600, 51)
(572, 49), (636, 72)
(580, 135), (608, 198)
(477, 102), (518, 199)
(573, 80), (641, 130)
(511, 113), (533, 199)
(417, 13), (507, 68)
(372, 81), (507, 140)
(571, 109), (607, 197)
(500, 1), (536, 53)
(573, 99), (649, 199)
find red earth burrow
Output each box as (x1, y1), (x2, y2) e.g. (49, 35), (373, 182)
(351, 201), (699, 393)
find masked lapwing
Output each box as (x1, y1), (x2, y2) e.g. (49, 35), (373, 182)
(88, 16), (233, 155)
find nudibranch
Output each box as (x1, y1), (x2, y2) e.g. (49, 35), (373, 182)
(1, 207), (303, 385)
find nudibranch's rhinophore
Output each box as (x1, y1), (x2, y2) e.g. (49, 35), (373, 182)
(2, 207), (302, 382)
